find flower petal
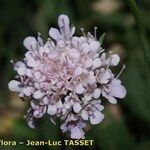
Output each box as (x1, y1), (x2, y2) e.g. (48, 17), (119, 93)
(110, 54), (120, 66)
(49, 28), (61, 41)
(47, 104), (57, 115)
(8, 80), (21, 92)
(81, 110), (89, 120)
(70, 126), (85, 139)
(23, 87), (33, 96)
(90, 110), (104, 125)
(23, 36), (37, 51)
(33, 90), (44, 99)
(110, 79), (127, 98)
(93, 88), (101, 99)
(99, 70), (112, 84)
(92, 58), (102, 69)
(58, 14), (70, 35)
(75, 84), (84, 94)
(73, 102), (82, 113)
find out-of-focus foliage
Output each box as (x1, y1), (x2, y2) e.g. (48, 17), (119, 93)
(0, 0), (150, 149)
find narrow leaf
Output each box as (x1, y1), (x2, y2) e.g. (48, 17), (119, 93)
(99, 33), (106, 45)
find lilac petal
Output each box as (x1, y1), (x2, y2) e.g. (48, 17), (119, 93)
(88, 74), (96, 85)
(58, 14), (70, 36)
(23, 36), (37, 51)
(68, 49), (80, 61)
(49, 28), (61, 41)
(33, 110), (42, 118)
(110, 79), (127, 98)
(102, 91), (117, 104)
(8, 80), (21, 92)
(81, 110), (89, 120)
(75, 84), (84, 94)
(90, 110), (104, 125)
(23, 87), (33, 96)
(28, 118), (35, 129)
(71, 26), (76, 36)
(108, 95), (117, 104)
(84, 58), (92, 68)
(47, 104), (57, 115)
(89, 41), (100, 53)
(14, 61), (26, 71)
(73, 102), (82, 113)
(74, 67), (82, 77)
(92, 58), (102, 69)
(110, 54), (120, 66)
(60, 123), (68, 133)
(92, 88), (101, 99)
(99, 70), (112, 84)
(33, 90), (44, 99)
(70, 126), (85, 139)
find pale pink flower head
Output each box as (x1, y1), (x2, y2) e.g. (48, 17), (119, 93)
(8, 14), (127, 139)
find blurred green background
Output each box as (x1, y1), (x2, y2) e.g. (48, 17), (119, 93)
(0, 0), (150, 149)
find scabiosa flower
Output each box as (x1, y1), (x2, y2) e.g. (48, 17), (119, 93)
(8, 14), (127, 139)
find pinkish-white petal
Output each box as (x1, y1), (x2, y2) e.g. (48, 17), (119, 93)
(23, 36), (37, 51)
(57, 40), (65, 48)
(8, 80), (21, 92)
(60, 123), (68, 133)
(49, 28), (61, 41)
(58, 14), (70, 35)
(90, 110), (104, 125)
(70, 126), (85, 139)
(75, 84), (84, 94)
(89, 41), (100, 53)
(99, 70), (112, 84)
(81, 43), (90, 54)
(92, 88), (101, 99)
(110, 80), (127, 99)
(69, 49), (80, 61)
(71, 26), (76, 36)
(33, 90), (44, 99)
(81, 110), (89, 120)
(47, 104), (57, 115)
(74, 67), (82, 76)
(73, 102), (82, 113)
(102, 91), (117, 104)
(14, 61), (26, 71)
(23, 87), (33, 96)
(92, 58), (102, 69)
(88, 74), (96, 85)
(107, 95), (117, 104)
(84, 58), (93, 68)
(33, 110), (42, 118)
(110, 54), (120, 66)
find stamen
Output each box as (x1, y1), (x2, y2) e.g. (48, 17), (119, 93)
(94, 27), (98, 39)
(80, 28), (86, 37)
(106, 51), (112, 69)
(47, 38), (55, 48)
(38, 32), (41, 37)
(50, 118), (56, 125)
(115, 65), (126, 79)
(10, 60), (14, 65)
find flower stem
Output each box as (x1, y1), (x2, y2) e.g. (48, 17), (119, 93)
(127, 0), (150, 84)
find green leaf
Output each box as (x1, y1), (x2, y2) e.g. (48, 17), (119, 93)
(99, 33), (106, 45)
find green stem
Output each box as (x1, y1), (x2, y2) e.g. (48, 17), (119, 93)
(127, 0), (150, 83)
